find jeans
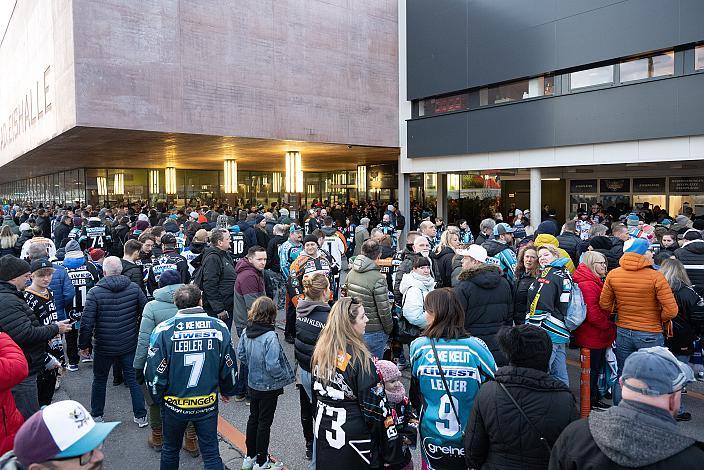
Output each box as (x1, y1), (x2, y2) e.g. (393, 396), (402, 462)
(549, 342), (569, 387)
(589, 348), (606, 403)
(11, 374), (39, 420)
(233, 327), (250, 398)
(91, 352), (146, 419)
(613, 327), (664, 405)
(676, 354), (689, 414)
(246, 393), (280, 466)
(299, 367), (317, 470)
(161, 407), (222, 470)
(363, 331), (389, 359)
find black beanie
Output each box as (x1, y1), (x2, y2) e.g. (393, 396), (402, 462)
(498, 324), (552, 372)
(303, 234), (319, 245)
(0, 255), (31, 282)
(589, 236), (612, 251)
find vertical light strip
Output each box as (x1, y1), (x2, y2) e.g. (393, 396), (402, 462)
(286, 151), (303, 193)
(272, 172), (282, 193)
(224, 160), (238, 193)
(113, 173), (124, 195)
(165, 167), (177, 194)
(357, 165), (367, 193)
(149, 170), (160, 195)
(96, 176), (107, 196)
(448, 173), (460, 191)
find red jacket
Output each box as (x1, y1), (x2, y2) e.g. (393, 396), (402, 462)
(572, 263), (616, 349)
(0, 333), (28, 454)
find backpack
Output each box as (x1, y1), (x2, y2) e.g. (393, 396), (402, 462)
(565, 282), (587, 331)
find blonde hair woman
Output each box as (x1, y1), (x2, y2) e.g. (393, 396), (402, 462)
(572, 250), (615, 410)
(310, 297), (400, 468)
(431, 229), (460, 287)
(0, 225), (18, 257)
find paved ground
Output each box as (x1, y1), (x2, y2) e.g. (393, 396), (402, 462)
(55, 321), (704, 469)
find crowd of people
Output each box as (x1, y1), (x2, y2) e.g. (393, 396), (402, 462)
(0, 198), (703, 469)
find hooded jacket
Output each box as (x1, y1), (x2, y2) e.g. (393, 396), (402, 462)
(572, 263), (616, 349)
(133, 283), (182, 371)
(454, 265), (514, 365)
(430, 245), (457, 288)
(0, 334), (27, 455)
(482, 239), (518, 283)
(0, 282), (59, 375)
(556, 231), (581, 266)
(236, 322), (294, 391)
(195, 247), (236, 317)
(345, 255), (392, 334)
(399, 271), (435, 328)
(526, 258), (572, 344)
(78, 275), (147, 356)
(599, 252), (678, 333)
(295, 300), (330, 372)
(233, 257), (266, 329)
(465, 366), (578, 470)
(533, 234), (576, 273)
(549, 400), (704, 470)
(675, 240), (704, 286)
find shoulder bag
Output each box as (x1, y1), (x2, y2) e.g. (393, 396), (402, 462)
(498, 382), (552, 453)
(429, 338), (464, 439)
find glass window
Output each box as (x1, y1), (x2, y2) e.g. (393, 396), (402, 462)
(696, 45), (704, 71)
(418, 93), (469, 117)
(570, 65), (614, 90)
(479, 76), (553, 106)
(620, 51), (674, 83)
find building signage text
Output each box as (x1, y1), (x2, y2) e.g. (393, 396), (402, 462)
(0, 65), (53, 151)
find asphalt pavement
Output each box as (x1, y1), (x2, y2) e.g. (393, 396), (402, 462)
(54, 319), (704, 469)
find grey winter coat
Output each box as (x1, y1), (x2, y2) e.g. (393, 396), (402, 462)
(345, 255), (392, 334)
(133, 283), (183, 370)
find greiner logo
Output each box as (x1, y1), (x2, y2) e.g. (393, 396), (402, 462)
(423, 436), (465, 459)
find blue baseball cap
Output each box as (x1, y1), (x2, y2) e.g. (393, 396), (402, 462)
(621, 346), (694, 396)
(493, 222), (515, 237)
(290, 224), (303, 233)
(14, 400), (119, 466)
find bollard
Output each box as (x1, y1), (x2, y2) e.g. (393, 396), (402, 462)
(580, 348), (591, 418)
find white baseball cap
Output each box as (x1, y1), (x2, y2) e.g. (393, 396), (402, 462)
(456, 244), (487, 264)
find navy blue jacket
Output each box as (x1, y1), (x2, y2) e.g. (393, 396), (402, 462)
(48, 263), (75, 321)
(78, 275), (147, 355)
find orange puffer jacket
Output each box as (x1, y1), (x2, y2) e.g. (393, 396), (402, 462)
(599, 252), (678, 333)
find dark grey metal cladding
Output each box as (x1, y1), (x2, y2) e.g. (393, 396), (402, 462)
(406, 0), (469, 100)
(407, 0), (704, 100)
(407, 74), (704, 157)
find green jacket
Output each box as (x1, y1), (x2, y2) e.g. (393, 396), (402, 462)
(345, 255), (392, 334)
(133, 283), (183, 370)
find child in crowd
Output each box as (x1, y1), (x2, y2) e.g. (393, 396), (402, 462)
(23, 258), (63, 405)
(376, 359), (417, 470)
(237, 297), (295, 470)
(88, 248), (105, 278)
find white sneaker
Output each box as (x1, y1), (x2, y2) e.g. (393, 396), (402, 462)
(133, 416), (149, 428)
(241, 456), (255, 470)
(93, 416), (104, 422)
(81, 355), (93, 363)
(254, 460), (284, 470)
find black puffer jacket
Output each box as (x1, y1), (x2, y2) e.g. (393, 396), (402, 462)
(121, 259), (145, 291)
(465, 366), (578, 470)
(0, 281), (59, 375)
(556, 232), (581, 266)
(430, 246), (456, 288)
(195, 247), (236, 316)
(294, 300), (331, 372)
(454, 265), (513, 366)
(78, 275), (147, 355)
(606, 237), (622, 271)
(675, 240), (704, 286)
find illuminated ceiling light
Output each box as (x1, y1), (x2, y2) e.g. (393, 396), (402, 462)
(357, 165), (367, 193)
(285, 151), (303, 193)
(96, 176), (107, 196)
(272, 172), (282, 193)
(149, 170), (160, 194)
(165, 167), (177, 194)
(113, 173), (124, 195)
(224, 159), (238, 194)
